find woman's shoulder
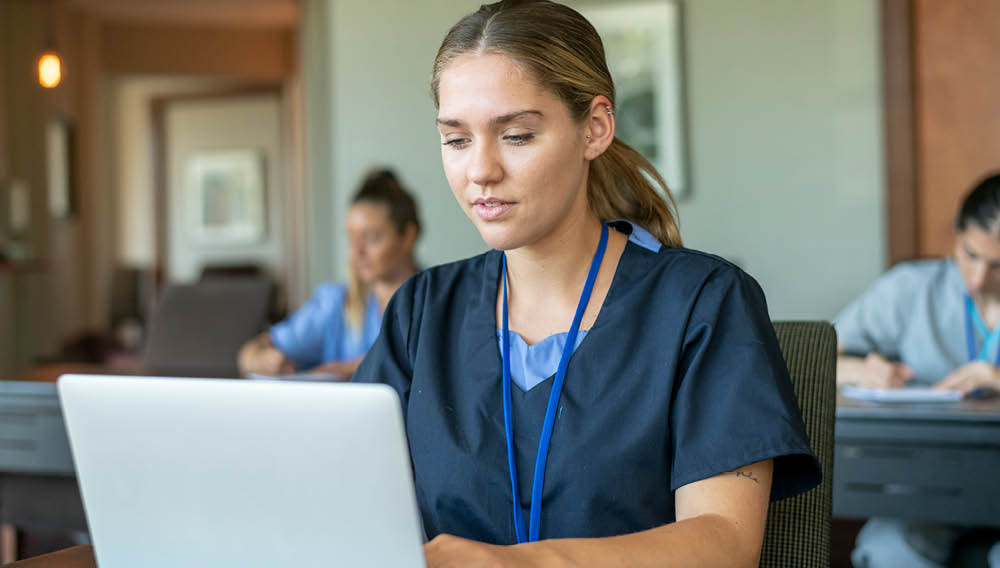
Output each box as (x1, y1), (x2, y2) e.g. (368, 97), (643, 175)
(874, 257), (955, 295)
(303, 281), (350, 311)
(612, 220), (745, 285)
(634, 244), (751, 290)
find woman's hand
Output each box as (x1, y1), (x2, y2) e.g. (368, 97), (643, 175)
(856, 353), (914, 388)
(310, 357), (364, 381)
(934, 361), (1000, 396)
(237, 333), (294, 376)
(424, 534), (533, 568)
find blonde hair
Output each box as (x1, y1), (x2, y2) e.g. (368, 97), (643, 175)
(430, 0), (681, 247)
(345, 168), (421, 329)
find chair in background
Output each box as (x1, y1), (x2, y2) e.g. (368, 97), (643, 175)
(760, 321), (837, 568)
(142, 277), (274, 378)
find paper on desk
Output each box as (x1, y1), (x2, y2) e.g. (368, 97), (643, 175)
(841, 385), (963, 403)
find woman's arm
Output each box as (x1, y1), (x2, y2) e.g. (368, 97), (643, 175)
(836, 343), (913, 388)
(425, 459), (773, 568)
(237, 333), (294, 376)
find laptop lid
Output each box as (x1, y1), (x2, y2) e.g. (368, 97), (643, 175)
(58, 374), (425, 568)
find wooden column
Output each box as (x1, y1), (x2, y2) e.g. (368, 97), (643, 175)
(913, 0), (1000, 256)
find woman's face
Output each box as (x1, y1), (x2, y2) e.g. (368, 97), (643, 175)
(436, 53), (591, 251)
(346, 202), (415, 284)
(954, 224), (1000, 298)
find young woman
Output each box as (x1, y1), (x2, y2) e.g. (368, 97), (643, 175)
(355, 2), (820, 566)
(238, 168), (420, 380)
(835, 173), (1000, 567)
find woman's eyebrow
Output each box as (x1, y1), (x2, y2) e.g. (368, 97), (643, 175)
(436, 109), (543, 128)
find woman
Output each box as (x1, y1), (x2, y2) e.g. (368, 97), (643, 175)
(238, 168), (420, 380)
(355, 2), (820, 566)
(837, 173), (1000, 397)
(835, 173), (1000, 567)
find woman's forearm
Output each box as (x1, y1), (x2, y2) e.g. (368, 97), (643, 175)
(519, 513), (761, 568)
(836, 354), (867, 386)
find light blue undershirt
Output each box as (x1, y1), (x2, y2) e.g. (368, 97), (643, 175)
(497, 220), (660, 391)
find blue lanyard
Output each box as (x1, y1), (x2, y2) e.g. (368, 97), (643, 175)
(500, 222), (608, 544)
(963, 294), (1000, 365)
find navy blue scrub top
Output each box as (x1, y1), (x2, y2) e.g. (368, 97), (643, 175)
(354, 223), (821, 544)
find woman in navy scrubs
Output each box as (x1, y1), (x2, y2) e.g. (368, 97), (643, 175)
(355, 1), (821, 565)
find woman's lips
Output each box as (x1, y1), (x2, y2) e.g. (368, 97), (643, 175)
(473, 200), (515, 221)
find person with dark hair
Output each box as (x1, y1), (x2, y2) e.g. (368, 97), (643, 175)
(835, 173), (1000, 567)
(836, 172), (1000, 395)
(238, 168), (420, 380)
(353, 1), (820, 566)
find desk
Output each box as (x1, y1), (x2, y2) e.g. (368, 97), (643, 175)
(0, 382), (86, 563)
(833, 393), (1000, 526)
(4, 545), (94, 567)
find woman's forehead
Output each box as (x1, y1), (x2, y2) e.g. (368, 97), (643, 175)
(436, 53), (560, 122)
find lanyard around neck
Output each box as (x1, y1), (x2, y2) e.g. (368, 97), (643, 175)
(964, 294), (1000, 365)
(500, 222), (609, 544)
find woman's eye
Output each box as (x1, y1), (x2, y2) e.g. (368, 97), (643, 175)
(443, 138), (470, 149)
(504, 133), (534, 145)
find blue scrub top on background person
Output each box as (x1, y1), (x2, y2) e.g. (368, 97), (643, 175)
(271, 282), (382, 370)
(354, 220), (821, 545)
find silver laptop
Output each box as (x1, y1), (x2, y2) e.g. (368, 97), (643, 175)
(58, 374), (426, 568)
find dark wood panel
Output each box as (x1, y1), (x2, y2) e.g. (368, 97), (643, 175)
(914, 0), (1000, 257)
(101, 24), (295, 78)
(882, 0), (918, 265)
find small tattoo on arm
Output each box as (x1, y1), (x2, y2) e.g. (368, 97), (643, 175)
(734, 470), (760, 484)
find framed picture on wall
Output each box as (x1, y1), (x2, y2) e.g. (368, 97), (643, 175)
(184, 149), (266, 246)
(577, 0), (689, 198)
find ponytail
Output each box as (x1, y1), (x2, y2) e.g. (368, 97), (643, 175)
(588, 138), (682, 247)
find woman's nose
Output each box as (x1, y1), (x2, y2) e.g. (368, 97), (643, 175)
(467, 141), (503, 188)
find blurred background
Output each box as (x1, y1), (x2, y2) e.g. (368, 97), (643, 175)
(0, 0), (995, 386)
(3, 0), (1000, 564)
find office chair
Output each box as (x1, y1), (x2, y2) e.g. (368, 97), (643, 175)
(760, 321), (837, 568)
(142, 277), (274, 378)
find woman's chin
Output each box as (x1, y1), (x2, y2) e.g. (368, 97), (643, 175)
(474, 223), (525, 252)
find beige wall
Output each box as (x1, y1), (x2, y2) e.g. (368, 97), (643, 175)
(164, 94), (286, 282)
(109, 76), (251, 267)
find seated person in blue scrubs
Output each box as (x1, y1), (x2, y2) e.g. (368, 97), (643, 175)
(238, 168), (421, 380)
(354, 2), (821, 566)
(835, 173), (1000, 568)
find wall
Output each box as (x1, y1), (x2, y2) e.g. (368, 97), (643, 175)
(164, 94), (286, 282)
(109, 76), (253, 267)
(317, 0), (884, 319)
(676, 0), (885, 318)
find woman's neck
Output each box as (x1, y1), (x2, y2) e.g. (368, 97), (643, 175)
(503, 212), (605, 305)
(973, 294), (1000, 330)
(373, 260), (417, 311)
(499, 210), (630, 346)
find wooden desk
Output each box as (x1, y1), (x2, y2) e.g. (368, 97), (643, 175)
(4, 545), (94, 567)
(833, 393), (1000, 526)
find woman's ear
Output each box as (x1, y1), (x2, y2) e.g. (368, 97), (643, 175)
(584, 95), (616, 161)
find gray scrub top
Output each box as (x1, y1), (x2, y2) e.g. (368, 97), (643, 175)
(833, 258), (984, 385)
